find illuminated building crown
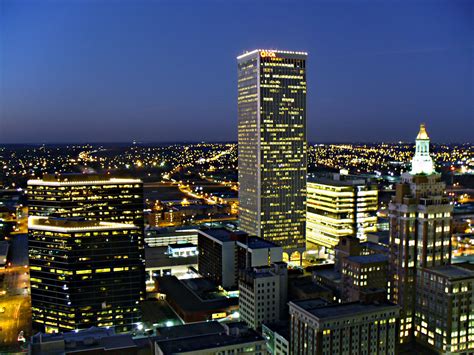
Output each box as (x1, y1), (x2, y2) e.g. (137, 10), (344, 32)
(410, 123), (435, 175)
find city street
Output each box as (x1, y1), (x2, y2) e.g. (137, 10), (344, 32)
(0, 233), (31, 353)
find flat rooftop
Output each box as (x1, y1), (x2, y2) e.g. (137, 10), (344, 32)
(199, 228), (247, 243)
(156, 321), (223, 340)
(239, 236), (281, 249)
(145, 246), (197, 269)
(313, 269), (341, 282)
(290, 300), (398, 320)
(346, 254), (388, 264)
(156, 322), (263, 354)
(426, 264), (474, 280)
(28, 173), (141, 186)
(308, 174), (374, 187)
(156, 276), (238, 312)
(200, 228), (280, 249)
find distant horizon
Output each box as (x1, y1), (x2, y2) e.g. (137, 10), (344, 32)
(0, 140), (471, 146)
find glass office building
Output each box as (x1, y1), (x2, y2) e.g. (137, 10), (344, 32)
(29, 217), (142, 333)
(237, 49), (307, 257)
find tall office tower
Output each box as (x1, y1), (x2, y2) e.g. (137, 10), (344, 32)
(27, 174), (146, 312)
(306, 174), (378, 252)
(28, 216), (142, 333)
(388, 124), (453, 344)
(237, 49), (307, 258)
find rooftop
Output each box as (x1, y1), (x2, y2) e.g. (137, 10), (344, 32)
(156, 276), (238, 312)
(156, 321), (223, 340)
(346, 254), (388, 264)
(237, 49), (308, 60)
(28, 216), (137, 232)
(426, 264), (474, 280)
(361, 240), (390, 253)
(28, 173), (141, 186)
(238, 236), (281, 249)
(290, 300), (398, 320)
(308, 173), (375, 187)
(199, 228), (247, 243)
(156, 322), (264, 354)
(30, 327), (138, 354)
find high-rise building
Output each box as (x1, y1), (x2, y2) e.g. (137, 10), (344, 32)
(388, 124), (453, 344)
(27, 173), (146, 333)
(415, 264), (474, 353)
(239, 262), (288, 329)
(289, 300), (400, 355)
(306, 174), (378, 252)
(27, 174), (144, 226)
(28, 216), (143, 333)
(237, 49), (307, 257)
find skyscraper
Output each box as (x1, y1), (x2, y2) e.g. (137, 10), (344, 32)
(237, 49), (307, 258)
(388, 124), (453, 344)
(27, 174), (146, 333)
(29, 216), (143, 333)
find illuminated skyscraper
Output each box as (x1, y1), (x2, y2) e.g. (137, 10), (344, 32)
(237, 49), (307, 257)
(29, 216), (142, 333)
(27, 174), (146, 333)
(388, 124), (453, 344)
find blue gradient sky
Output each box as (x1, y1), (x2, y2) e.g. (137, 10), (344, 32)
(1, 0), (473, 143)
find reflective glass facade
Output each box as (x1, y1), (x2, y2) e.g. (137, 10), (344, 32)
(237, 50), (307, 254)
(27, 174), (145, 333)
(29, 217), (142, 333)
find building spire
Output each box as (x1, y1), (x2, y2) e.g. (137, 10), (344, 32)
(410, 123), (435, 175)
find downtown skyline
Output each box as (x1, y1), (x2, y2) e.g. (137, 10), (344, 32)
(1, 0), (473, 144)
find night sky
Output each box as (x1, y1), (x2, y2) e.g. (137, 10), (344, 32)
(1, 0), (472, 144)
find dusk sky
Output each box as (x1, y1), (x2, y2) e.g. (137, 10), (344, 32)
(1, 0), (472, 144)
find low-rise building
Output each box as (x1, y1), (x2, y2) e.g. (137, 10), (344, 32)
(341, 253), (388, 302)
(155, 321), (266, 355)
(156, 276), (238, 323)
(30, 321), (265, 355)
(289, 300), (400, 354)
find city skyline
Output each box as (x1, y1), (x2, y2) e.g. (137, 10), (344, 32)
(1, 0), (473, 144)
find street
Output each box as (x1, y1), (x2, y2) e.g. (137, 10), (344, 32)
(0, 233), (31, 353)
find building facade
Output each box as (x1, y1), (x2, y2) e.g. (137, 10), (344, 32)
(289, 300), (400, 355)
(237, 49), (307, 256)
(415, 264), (474, 354)
(28, 216), (142, 333)
(239, 262), (288, 329)
(341, 253), (388, 302)
(197, 228), (282, 289)
(307, 174), (378, 251)
(388, 124), (453, 344)
(28, 173), (146, 301)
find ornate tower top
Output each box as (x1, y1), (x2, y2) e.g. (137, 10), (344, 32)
(416, 123), (429, 140)
(411, 123), (435, 175)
